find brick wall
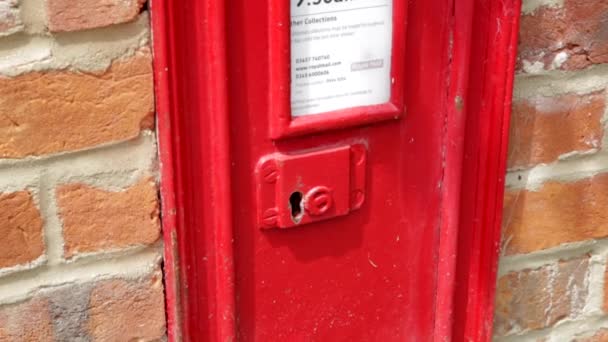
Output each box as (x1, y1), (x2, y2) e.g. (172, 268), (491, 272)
(495, 0), (608, 341)
(0, 0), (165, 340)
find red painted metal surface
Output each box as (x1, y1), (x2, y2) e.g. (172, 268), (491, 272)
(150, 0), (236, 340)
(151, 0), (521, 340)
(228, 0), (444, 339)
(433, 1), (476, 339)
(452, 1), (522, 341)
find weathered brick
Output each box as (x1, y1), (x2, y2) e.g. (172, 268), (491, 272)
(47, 284), (93, 341)
(0, 190), (44, 269)
(494, 256), (589, 336)
(508, 92), (605, 169)
(503, 173), (608, 255)
(0, 48), (154, 158)
(88, 271), (166, 340)
(519, 0), (608, 71)
(47, 0), (146, 32)
(0, 269), (164, 341)
(0, 0), (21, 36)
(577, 329), (608, 342)
(0, 297), (53, 341)
(56, 177), (160, 258)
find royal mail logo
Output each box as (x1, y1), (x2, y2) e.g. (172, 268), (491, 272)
(351, 59), (384, 71)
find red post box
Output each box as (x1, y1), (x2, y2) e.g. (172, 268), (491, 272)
(151, 0), (521, 341)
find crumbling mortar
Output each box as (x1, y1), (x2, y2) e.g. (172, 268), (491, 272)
(0, 13), (150, 77)
(0, 247), (161, 306)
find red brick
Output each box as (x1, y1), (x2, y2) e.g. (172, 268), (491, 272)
(494, 256), (589, 336)
(0, 191), (44, 269)
(56, 177), (160, 258)
(508, 92), (605, 169)
(0, 0), (21, 36)
(47, 0), (146, 32)
(88, 271), (166, 340)
(577, 329), (608, 342)
(0, 48), (154, 158)
(0, 269), (165, 340)
(519, 0), (608, 71)
(0, 297), (53, 341)
(503, 174), (608, 255)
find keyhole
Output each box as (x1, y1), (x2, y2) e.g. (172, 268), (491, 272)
(289, 191), (303, 222)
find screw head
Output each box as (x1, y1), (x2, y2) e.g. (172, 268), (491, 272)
(352, 190), (365, 209)
(304, 186), (333, 216)
(261, 208), (279, 228)
(260, 159), (278, 183)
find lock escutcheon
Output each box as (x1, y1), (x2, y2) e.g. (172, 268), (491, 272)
(256, 144), (366, 229)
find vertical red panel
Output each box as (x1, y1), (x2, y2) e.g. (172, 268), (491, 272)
(151, 0), (237, 340)
(433, 0), (475, 339)
(453, 1), (521, 341)
(226, 1), (452, 340)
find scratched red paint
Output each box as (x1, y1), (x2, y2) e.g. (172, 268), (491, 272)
(151, 0), (521, 341)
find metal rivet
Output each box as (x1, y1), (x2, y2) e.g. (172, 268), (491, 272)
(304, 186), (333, 216)
(262, 208), (279, 228)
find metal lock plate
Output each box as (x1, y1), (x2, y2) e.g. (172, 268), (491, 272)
(256, 144), (366, 229)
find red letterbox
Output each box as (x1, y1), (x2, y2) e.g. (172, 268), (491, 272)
(152, 0), (521, 341)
